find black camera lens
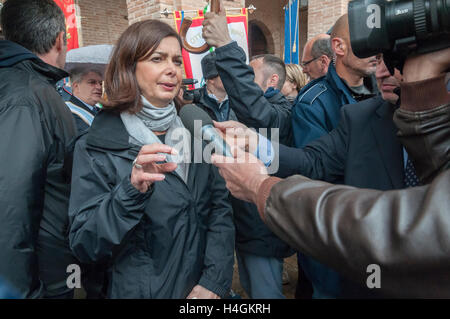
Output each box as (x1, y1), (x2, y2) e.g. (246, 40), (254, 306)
(349, 0), (450, 58)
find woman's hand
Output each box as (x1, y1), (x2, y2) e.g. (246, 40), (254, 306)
(130, 143), (178, 193)
(186, 285), (220, 299)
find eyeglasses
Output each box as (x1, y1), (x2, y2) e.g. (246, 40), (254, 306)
(300, 56), (319, 68)
(86, 80), (103, 87)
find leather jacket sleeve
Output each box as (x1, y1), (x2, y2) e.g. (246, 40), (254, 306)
(259, 170), (450, 298)
(393, 75), (450, 183)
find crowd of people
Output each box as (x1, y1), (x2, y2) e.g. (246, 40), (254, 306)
(0, 0), (449, 300)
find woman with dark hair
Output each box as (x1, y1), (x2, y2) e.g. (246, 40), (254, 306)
(68, 20), (235, 299)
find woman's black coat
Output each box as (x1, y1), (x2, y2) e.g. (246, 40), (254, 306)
(68, 111), (235, 298)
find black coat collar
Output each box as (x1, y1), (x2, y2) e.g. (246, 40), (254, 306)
(86, 110), (131, 151)
(0, 40), (69, 83)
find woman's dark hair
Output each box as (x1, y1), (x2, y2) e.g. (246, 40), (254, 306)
(103, 20), (182, 113)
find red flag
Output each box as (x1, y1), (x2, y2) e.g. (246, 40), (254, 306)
(54, 0), (79, 51)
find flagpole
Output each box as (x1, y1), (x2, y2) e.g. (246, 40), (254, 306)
(290, 0), (293, 63)
(293, 0), (299, 63)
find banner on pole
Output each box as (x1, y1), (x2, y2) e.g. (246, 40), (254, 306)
(284, 0), (300, 64)
(54, 0), (79, 51)
(174, 9), (249, 89)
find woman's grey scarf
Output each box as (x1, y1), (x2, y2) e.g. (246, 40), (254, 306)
(136, 95), (177, 131)
(120, 96), (191, 183)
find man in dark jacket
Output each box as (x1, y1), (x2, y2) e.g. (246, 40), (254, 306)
(211, 47), (450, 298)
(65, 66), (102, 133)
(274, 57), (408, 298)
(202, 8), (294, 298)
(0, 0), (77, 298)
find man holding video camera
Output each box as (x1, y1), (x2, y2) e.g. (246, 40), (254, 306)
(211, 0), (450, 298)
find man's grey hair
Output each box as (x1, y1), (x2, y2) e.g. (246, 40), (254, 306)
(311, 38), (334, 60)
(1, 0), (66, 55)
(70, 67), (103, 84)
(250, 54), (286, 90)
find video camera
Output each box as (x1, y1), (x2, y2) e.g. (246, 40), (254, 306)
(348, 0), (450, 73)
(182, 79), (202, 103)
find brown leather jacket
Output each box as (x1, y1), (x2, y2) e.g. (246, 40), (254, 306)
(257, 75), (450, 298)
(394, 75), (450, 183)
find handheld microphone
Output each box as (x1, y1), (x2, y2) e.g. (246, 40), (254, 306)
(179, 104), (233, 157)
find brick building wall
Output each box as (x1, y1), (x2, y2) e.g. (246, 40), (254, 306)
(307, 0), (349, 40)
(76, 0), (129, 46)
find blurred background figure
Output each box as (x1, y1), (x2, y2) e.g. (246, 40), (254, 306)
(58, 43), (113, 103)
(195, 52), (237, 122)
(65, 66), (103, 133)
(281, 64), (309, 104)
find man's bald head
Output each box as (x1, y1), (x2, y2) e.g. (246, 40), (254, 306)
(312, 33), (331, 43)
(301, 33), (332, 80)
(330, 14), (349, 43)
(330, 13), (377, 86)
(310, 34), (333, 60)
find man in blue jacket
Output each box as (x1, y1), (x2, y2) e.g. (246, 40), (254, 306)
(202, 7), (294, 298)
(293, 14), (378, 148)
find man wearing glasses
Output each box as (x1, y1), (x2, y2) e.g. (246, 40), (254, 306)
(292, 14), (378, 148)
(300, 34), (333, 81)
(65, 66), (103, 133)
